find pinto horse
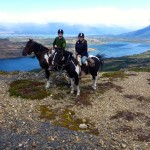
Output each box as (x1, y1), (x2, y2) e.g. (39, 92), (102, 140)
(22, 39), (52, 89)
(82, 54), (104, 90)
(52, 50), (104, 95)
(51, 49), (80, 96)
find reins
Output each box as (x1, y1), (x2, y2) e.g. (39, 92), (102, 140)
(53, 52), (72, 72)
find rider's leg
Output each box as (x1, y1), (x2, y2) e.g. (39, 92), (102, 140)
(77, 55), (82, 66)
(81, 56), (88, 66)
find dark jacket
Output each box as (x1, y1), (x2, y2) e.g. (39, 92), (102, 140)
(75, 39), (88, 57)
(53, 37), (66, 50)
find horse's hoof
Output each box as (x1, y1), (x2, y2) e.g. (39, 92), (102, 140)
(70, 91), (74, 94)
(76, 94), (80, 97)
(45, 85), (50, 89)
(92, 86), (96, 90)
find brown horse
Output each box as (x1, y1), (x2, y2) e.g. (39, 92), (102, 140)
(22, 39), (52, 89)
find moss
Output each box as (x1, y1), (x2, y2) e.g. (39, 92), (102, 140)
(0, 71), (9, 75)
(97, 82), (123, 93)
(8, 79), (51, 100)
(0, 71), (20, 75)
(74, 87), (93, 106)
(101, 71), (127, 79)
(52, 92), (65, 100)
(39, 105), (56, 120)
(39, 105), (99, 135)
(29, 68), (42, 73)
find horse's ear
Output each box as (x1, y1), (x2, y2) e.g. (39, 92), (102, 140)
(29, 38), (33, 42)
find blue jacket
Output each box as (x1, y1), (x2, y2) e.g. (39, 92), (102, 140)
(75, 39), (88, 57)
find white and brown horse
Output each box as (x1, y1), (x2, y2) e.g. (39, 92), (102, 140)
(22, 39), (52, 89)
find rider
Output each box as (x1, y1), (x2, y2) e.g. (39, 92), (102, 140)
(48, 29), (66, 71)
(53, 29), (66, 51)
(75, 33), (88, 76)
(75, 33), (88, 66)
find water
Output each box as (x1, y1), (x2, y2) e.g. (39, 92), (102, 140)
(89, 42), (150, 58)
(0, 57), (39, 71)
(0, 41), (150, 71)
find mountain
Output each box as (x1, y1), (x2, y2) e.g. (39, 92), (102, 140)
(118, 25), (150, 38)
(0, 23), (130, 36)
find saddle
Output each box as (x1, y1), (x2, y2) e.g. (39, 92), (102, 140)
(87, 58), (95, 67)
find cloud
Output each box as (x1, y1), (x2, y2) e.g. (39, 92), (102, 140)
(0, 7), (150, 29)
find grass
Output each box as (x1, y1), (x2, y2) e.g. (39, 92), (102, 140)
(101, 71), (127, 79)
(8, 79), (51, 100)
(39, 105), (99, 135)
(0, 71), (19, 75)
(103, 51), (150, 71)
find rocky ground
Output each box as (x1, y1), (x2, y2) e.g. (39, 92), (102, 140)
(0, 70), (150, 150)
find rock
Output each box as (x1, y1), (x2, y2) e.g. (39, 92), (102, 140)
(82, 119), (86, 123)
(32, 142), (37, 147)
(79, 123), (88, 129)
(121, 143), (127, 148)
(18, 143), (23, 147)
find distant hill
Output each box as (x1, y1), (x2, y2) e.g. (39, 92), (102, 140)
(118, 25), (150, 38)
(0, 23), (130, 36)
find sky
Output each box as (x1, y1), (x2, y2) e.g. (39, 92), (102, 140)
(0, 0), (150, 29)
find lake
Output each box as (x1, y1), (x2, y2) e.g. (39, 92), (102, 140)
(0, 57), (39, 71)
(0, 41), (150, 71)
(88, 42), (150, 57)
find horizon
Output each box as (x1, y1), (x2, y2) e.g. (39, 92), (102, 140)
(0, 0), (150, 30)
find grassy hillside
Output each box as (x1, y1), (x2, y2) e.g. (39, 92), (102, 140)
(103, 51), (150, 71)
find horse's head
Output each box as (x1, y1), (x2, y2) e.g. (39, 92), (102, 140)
(22, 39), (34, 56)
(51, 49), (63, 67)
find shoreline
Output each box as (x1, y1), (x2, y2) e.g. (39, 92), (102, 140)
(0, 49), (149, 60)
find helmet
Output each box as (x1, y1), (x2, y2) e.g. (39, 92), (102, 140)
(78, 33), (84, 38)
(58, 29), (64, 34)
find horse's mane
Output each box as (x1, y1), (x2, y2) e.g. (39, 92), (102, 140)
(63, 50), (74, 59)
(33, 40), (49, 51)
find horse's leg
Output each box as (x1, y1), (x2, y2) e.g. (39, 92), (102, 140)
(45, 69), (51, 89)
(70, 78), (75, 94)
(91, 74), (98, 90)
(74, 74), (80, 96)
(64, 72), (71, 85)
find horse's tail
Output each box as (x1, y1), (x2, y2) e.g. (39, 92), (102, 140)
(96, 54), (105, 70)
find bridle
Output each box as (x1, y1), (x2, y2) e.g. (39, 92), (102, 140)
(52, 51), (72, 72)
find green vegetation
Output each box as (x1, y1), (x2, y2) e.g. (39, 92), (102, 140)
(8, 79), (51, 100)
(103, 51), (150, 71)
(0, 71), (19, 75)
(29, 68), (42, 73)
(101, 71), (127, 79)
(39, 105), (99, 135)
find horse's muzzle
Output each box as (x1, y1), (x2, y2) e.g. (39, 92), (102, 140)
(22, 51), (27, 56)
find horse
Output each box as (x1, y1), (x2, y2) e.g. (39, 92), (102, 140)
(22, 39), (52, 89)
(51, 49), (104, 95)
(51, 49), (80, 96)
(82, 54), (104, 90)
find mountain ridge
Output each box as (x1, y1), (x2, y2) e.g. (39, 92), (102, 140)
(118, 25), (150, 38)
(0, 23), (130, 35)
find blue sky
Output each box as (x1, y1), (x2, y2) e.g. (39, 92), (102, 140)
(0, 0), (150, 29)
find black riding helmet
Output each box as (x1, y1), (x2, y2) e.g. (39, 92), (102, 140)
(78, 33), (84, 38)
(58, 29), (64, 34)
